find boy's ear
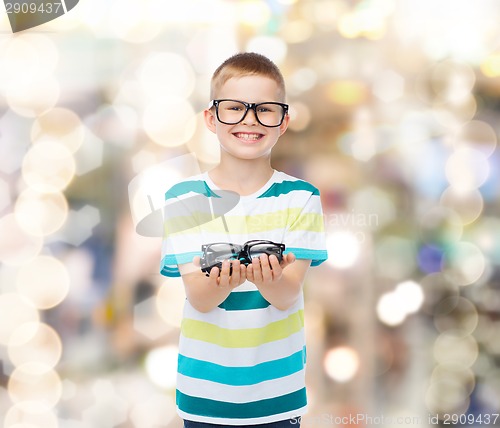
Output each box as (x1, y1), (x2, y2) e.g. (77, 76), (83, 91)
(279, 113), (290, 136)
(203, 109), (217, 134)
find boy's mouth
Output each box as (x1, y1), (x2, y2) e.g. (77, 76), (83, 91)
(233, 132), (264, 142)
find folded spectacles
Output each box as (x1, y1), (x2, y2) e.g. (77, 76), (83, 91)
(200, 240), (286, 277)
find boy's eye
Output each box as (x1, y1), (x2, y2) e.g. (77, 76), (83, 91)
(257, 104), (279, 113)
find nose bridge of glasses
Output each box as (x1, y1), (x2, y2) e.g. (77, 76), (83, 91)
(237, 248), (251, 263)
(241, 103), (258, 123)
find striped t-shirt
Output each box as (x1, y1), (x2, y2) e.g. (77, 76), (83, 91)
(160, 169), (328, 425)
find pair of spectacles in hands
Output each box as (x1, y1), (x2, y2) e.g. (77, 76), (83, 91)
(200, 240), (285, 277)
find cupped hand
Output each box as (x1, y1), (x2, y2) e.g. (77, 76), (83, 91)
(246, 252), (296, 286)
(193, 256), (246, 289)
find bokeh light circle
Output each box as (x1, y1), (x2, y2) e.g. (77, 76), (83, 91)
(237, 1), (272, 27)
(109, 0), (163, 43)
(246, 36), (287, 65)
(431, 364), (475, 396)
(0, 34), (58, 90)
(145, 345), (179, 389)
(6, 76), (60, 118)
(430, 60), (476, 101)
(323, 346), (360, 383)
(377, 291), (407, 326)
(440, 187), (483, 225)
(31, 107), (85, 154)
(325, 230), (361, 269)
(433, 297), (478, 337)
(16, 255), (70, 309)
(445, 146), (489, 192)
(425, 378), (469, 415)
(143, 98), (197, 147)
(395, 280), (424, 314)
(8, 363), (62, 409)
(0, 214), (43, 266)
(8, 322), (63, 369)
(0, 293), (39, 346)
(418, 207), (463, 245)
(14, 189), (68, 237)
(4, 402), (58, 428)
(22, 141), (76, 193)
(455, 120), (497, 157)
(433, 332), (478, 368)
(442, 241), (486, 286)
(139, 52), (195, 99)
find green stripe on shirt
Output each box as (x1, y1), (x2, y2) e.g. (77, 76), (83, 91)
(165, 180), (220, 200)
(218, 290), (270, 311)
(258, 180), (319, 198)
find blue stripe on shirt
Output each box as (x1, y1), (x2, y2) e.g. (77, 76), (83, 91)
(176, 387), (307, 419)
(178, 347), (306, 386)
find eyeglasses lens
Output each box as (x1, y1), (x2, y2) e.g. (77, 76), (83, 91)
(206, 243), (239, 264)
(248, 243), (282, 259)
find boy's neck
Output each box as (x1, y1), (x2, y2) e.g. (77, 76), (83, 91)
(208, 158), (274, 196)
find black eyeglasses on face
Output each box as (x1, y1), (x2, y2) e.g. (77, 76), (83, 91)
(208, 99), (289, 128)
(200, 240), (286, 276)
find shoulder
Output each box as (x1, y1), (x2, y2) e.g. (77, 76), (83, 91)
(165, 173), (215, 200)
(258, 171), (320, 199)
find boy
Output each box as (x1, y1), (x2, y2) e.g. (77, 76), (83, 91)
(161, 52), (328, 427)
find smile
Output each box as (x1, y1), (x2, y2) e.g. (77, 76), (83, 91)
(233, 132), (264, 141)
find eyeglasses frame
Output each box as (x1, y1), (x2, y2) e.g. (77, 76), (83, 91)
(200, 239), (286, 276)
(208, 99), (289, 128)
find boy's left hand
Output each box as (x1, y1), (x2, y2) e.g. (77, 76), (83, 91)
(246, 252), (296, 286)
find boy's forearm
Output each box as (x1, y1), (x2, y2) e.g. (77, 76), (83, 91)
(182, 273), (232, 313)
(256, 271), (303, 311)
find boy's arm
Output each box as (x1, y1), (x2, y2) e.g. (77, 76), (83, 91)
(247, 253), (311, 311)
(179, 259), (246, 313)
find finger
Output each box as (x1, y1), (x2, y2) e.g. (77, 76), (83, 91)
(269, 254), (282, 276)
(219, 260), (231, 287)
(208, 266), (219, 285)
(282, 252), (296, 267)
(252, 257), (262, 281)
(260, 254), (272, 282)
(246, 263), (254, 282)
(239, 263), (247, 283)
(193, 256), (201, 267)
(230, 260), (240, 286)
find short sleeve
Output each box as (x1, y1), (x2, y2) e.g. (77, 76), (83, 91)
(284, 188), (328, 267)
(160, 197), (204, 277)
(160, 179), (217, 277)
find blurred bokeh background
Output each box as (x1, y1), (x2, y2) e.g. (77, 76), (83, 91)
(1, 0), (500, 427)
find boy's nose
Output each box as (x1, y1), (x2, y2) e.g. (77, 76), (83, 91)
(241, 108), (258, 125)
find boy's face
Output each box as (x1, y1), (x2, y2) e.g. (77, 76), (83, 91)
(204, 75), (289, 162)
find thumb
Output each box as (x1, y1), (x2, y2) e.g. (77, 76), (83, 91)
(284, 252), (296, 265)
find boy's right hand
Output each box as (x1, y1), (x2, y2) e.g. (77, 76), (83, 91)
(193, 257), (247, 289)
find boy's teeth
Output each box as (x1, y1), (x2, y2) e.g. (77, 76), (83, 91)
(236, 133), (261, 140)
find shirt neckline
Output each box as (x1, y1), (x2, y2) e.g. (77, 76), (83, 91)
(203, 169), (279, 200)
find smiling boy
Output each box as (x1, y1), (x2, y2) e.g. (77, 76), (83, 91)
(161, 53), (328, 427)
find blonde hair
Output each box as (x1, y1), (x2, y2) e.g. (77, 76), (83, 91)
(210, 52), (286, 102)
